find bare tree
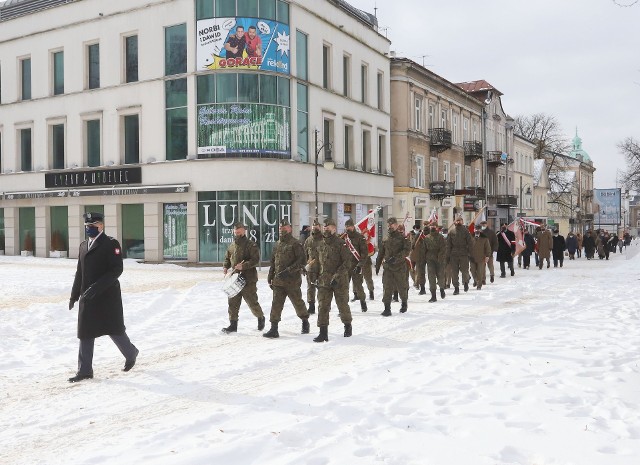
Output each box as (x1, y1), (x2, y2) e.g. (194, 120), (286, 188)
(513, 113), (570, 158)
(619, 137), (640, 191)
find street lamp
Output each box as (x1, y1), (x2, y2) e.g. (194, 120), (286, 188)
(314, 128), (335, 223)
(518, 176), (532, 218)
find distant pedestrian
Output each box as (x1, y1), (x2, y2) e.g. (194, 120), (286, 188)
(522, 230), (535, 269)
(496, 223), (516, 277)
(566, 232), (578, 260)
(552, 229), (566, 267)
(68, 212), (138, 383)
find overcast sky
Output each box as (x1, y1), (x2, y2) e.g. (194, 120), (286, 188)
(347, 0), (640, 188)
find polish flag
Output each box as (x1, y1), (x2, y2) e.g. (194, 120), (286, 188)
(356, 206), (381, 256)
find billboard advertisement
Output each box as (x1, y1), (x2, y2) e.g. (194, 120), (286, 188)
(196, 17), (290, 74)
(197, 103), (290, 157)
(593, 188), (621, 225)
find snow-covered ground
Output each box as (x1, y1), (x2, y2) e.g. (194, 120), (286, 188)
(1, 245), (639, 465)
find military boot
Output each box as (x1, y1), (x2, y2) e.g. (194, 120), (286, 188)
(308, 302), (315, 314)
(351, 293), (358, 302)
(453, 286), (460, 295)
(344, 323), (352, 337)
(464, 282), (469, 292)
(263, 321), (279, 338)
(301, 318), (310, 334)
(428, 291), (437, 303)
(440, 288), (446, 299)
(381, 303), (392, 317)
(477, 283), (482, 290)
(392, 291), (399, 302)
(360, 299), (368, 312)
(419, 285), (426, 295)
(222, 320), (238, 333)
(400, 301), (407, 313)
(257, 316), (266, 331)
(369, 290), (374, 300)
(313, 325), (329, 343)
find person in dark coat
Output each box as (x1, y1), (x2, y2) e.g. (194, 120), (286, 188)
(68, 212), (138, 383)
(496, 223), (516, 277)
(522, 230), (536, 269)
(552, 229), (566, 267)
(583, 230), (596, 259)
(566, 232), (578, 260)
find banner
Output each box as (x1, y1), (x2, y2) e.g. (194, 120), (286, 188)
(197, 103), (290, 157)
(593, 189), (621, 225)
(196, 17), (290, 74)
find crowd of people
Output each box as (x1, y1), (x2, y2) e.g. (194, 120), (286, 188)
(218, 216), (636, 343)
(66, 210), (635, 381)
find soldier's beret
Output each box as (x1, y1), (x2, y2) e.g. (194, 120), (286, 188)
(83, 212), (104, 224)
(345, 219), (354, 227)
(312, 219), (321, 226)
(280, 219), (291, 227)
(387, 217), (398, 225)
(233, 222), (246, 229)
(324, 218), (337, 227)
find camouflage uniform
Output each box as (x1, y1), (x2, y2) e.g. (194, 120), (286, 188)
(267, 230), (309, 323)
(412, 228), (428, 292)
(424, 229), (447, 293)
(317, 230), (353, 328)
(223, 234), (264, 322)
(345, 227), (369, 303)
(362, 255), (374, 297)
(303, 227), (323, 307)
(446, 223), (472, 291)
(375, 224), (412, 309)
(469, 232), (491, 288)
(481, 224), (498, 282)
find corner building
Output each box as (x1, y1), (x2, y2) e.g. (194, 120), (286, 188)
(0, 0), (392, 262)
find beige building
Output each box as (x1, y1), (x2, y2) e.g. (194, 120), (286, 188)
(457, 80), (516, 228)
(390, 57), (484, 229)
(513, 134), (535, 220)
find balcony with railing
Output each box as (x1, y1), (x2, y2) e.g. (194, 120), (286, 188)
(428, 128), (452, 154)
(486, 151), (506, 166)
(463, 141), (483, 162)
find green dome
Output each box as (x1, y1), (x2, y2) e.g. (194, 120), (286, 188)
(569, 128), (591, 163)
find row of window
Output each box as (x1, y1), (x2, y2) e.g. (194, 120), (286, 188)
(414, 96), (481, 145)
(1, 36), (138, 104)
(0, 113), (140, 173)
(321, 43), (385, 111)
(416, 156), (482, 190)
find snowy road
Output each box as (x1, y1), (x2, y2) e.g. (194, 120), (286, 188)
(1, 247), (639, 465)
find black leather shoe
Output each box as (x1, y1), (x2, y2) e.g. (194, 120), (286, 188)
(257, 316), (266, 331)
(68, 373), (93, 383)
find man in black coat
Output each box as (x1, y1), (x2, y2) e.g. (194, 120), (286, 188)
(68, 212), (138, 382)
(496, 223), (516, 278)
(552, 229), (566, 267)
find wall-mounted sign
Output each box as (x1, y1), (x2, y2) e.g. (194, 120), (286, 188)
(45, 167), (142, 188)
(196, 17), (290, 74)
(68, 185), (189, 197)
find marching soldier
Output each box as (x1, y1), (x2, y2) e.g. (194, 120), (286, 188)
(470, 227), (491, 289)
(412, 223), (428, 295)
(479, 220), (498, 283)
(361, 229), (376, 300)
(344, 219), (370, 312)
(303, 220), (322, 314)
(375, 217), (411, 316)
(447, 215), (472, 295)
(221, 222), (265, 333)
(424, 223), (447, 302)
(264, 220), (310, 338)
(314, 218), (353, 342)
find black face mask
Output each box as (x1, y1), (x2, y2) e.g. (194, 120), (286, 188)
(85, 225), (100, 238)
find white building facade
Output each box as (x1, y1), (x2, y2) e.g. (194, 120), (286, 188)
(0, 0), (393, 262)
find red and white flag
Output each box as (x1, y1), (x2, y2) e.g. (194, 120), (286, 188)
(468, 206), (487, 234)
(427, 207), (439, 225)
(508, 218), (526, 257)
(356, 206), (381, 256)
